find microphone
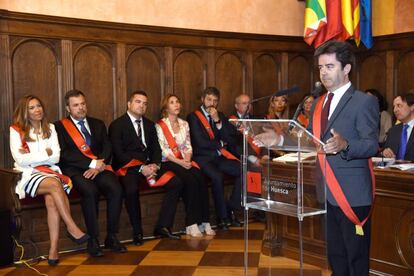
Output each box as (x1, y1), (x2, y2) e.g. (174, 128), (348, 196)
(311, 81), (323, 97)
(250, 86), (300, 104)
(289, 82), (324, 131)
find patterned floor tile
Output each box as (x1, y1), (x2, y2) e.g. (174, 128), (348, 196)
(82, 251), (149, 265)
(139, 251), (204, 266)
(153, 238), (210, 251)
(67, 265), (137, 275)
(131, 266), (195, 276)
(206, 239), (262, 252)
(199, 252), (260, 267)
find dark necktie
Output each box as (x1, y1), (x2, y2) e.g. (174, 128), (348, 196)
(208, 115), (214, 127)
(397, 124), (409, 160)
(321, 92), (334, 134)
(136, 119), (145, 149)
(78, 120), (92, 146)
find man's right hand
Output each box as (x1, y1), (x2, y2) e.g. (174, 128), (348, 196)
(83, 168), (100, 179)
(141, 165), (157, 177)
(382, 148), (396, 158)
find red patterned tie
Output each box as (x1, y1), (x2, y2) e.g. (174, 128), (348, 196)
(321, 92), (334, 134)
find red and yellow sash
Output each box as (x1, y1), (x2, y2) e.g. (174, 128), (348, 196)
(313, 94), (375, 236)
(10, 124), (73, 192)
(157, 120), (200, 169)
(116, 159), (175, 187)
(60, 118), (113, 172)
(194, 110), (239, 161)
(228, 115), (261, 156)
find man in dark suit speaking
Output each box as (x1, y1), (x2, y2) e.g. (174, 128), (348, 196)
(382, 92), (414, 162)
(310, 41), (379, 275)
(55, 90), (126, 257)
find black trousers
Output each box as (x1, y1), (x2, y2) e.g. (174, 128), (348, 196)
(121, 166), (183, 234)
(327, 202), (371, 276)
(195, 156), (241, 219)
(162, 161), (209, 226)
(71, 170), (122, 238)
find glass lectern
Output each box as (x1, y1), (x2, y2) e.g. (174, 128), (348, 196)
(230, 119), (327, 276)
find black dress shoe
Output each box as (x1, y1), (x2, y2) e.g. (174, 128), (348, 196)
(133, 233), (144, 245)
(154, 227), (181, 240)
(47, 259), (59, 266)
(216, 218), (229, 230)
(104, 235), (127, 253)
(228, 210), (242, 227)
(66, 231), (90, 245)
(87, 238), (104, 257)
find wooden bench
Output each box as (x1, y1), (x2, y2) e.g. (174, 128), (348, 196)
(0, 168), (235, 259)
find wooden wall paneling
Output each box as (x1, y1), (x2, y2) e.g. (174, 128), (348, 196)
(61, 40), (73, 102)
(0, 34), (13, 168)
(173, 49), (206, 117)
(358, 53), (387, 97)
(215, 50), (245, 115)
(115, 43), (127, 118)
(11, 38), (61, 122)
(207, 48), (215, 87)
(287, 54), (312, 117)
(73, 42), (115, 125)
(126, 46), (163, 121)
(396, 50), (414, 95)
(252, 52), (280, 117)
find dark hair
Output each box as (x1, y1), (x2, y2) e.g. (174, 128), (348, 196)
(129, 90), (148, 102)
(64, 89), (85, 106)
(202, 87), (220, 99)
(400, 91), (414, 106)
(314, 40), (355, 73)
(365, 89), (388, 111)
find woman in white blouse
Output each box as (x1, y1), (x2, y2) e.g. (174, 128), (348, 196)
(10, 95), (88, 265)
(155, 94), (215, 237)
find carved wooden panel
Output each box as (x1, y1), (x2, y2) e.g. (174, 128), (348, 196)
(397, 51), (414, 95)
(253, 53), (280, 117)
(73, 44), (114, 125)
(288, 55), (312, 117)
(12, 40), (60, 121)
(126, 47), (162, 121)
(359, 55), (387, 96)
(215, 52), (244, 115)
(173, 50), (205, 117)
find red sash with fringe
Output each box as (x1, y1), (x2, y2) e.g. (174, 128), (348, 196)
(313, 94), (375, 236)
(60, 118), (113, 172)
(157, 120), (200, 169)
(10, 124), (73, 191)
(194, 110), (239, 161)
(228, 115), (261, 155)
(116, 159), (175, 187)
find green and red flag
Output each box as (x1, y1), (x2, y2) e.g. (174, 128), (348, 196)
(304, 0), (327, 46)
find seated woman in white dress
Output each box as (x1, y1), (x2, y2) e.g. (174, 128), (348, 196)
(10, 95), (89, 266)
(156, 94), (215, 237)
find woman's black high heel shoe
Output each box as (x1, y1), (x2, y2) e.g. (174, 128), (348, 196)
(66, 231), (90, 245)
(47, 258), (59, 266)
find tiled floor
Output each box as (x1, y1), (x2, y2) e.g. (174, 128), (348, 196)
(0, 223), (330, 275)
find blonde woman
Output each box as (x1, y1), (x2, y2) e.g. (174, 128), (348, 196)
(156, 94), (215, 237)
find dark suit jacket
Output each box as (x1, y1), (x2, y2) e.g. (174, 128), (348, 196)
(108, 113), (161, 171)
(309, 86), (379, 207)
(383, 123), (414, 162)
(187, 107), (237, 161)
(54, 116), (112, 177)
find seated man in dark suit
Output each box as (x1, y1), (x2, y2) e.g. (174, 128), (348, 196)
(108, 90), (183, 241)
(383, 92), (414, 162)
(187, 87), (242, 230)
(55, 90), (126, 257)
